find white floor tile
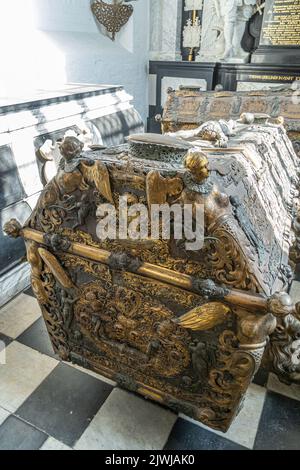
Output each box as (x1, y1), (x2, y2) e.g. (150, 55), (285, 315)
(267, 373), (300, 402)
(40, 437), (72, 451)
(0, 342), (58, 412)
(180, 383), (266, 450)
(0, 294), (41, 338)
(0, 406), (10, 426)
(74, 388), (177, 451)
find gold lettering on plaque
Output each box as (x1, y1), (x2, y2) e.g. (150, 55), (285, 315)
(262, 0), (300, 46)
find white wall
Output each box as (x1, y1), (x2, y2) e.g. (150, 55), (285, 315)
(0, 0), (149, 122)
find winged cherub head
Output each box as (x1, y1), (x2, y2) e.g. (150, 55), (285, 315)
(185, 149), (209, 184)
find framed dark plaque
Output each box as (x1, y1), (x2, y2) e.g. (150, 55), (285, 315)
(252, 0), (300, 64)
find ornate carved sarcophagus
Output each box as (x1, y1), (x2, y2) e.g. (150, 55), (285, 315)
(5, 120), (300, 432)
(161, 86), (300, 158)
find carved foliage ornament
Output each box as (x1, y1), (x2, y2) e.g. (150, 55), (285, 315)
(91, 0), (136, 41)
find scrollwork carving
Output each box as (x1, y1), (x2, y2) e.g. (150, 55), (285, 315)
(264, 293), (300, 384)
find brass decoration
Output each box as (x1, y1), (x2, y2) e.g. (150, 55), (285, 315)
(237, 312), (277, 350)
(60, 136), (84, 164)
(5, 123), (300, 432)
(207, 217), (261, 293)
(74, 281), (192, 379)
(26, 242), (48, 305)
(175, 303), (231, 331)
(80, 161), (114, 204)
(92, 0), (134, 41)
(185, 149), (209, 184)
(3, 219), (22, 239)
(38, 248), (75, 290)
(146, 171), (183, 206)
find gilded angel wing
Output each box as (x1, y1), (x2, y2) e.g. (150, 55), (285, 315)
(175, 302), (230, 331)
(80, 161), (114, 204)
(38, 248), (75, 290)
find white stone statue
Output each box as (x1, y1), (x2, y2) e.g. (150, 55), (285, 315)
(198, 0), (257, 63)
(185, 0), (203, 11)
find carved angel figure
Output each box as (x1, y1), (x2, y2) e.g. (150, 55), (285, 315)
(166, 119), (237, 147)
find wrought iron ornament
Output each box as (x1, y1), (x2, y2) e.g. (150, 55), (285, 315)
(92, 0), (135, 41)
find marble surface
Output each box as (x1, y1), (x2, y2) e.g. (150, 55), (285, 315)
(0, 293), (41, 338)
(0, 265), (31, 310)
(197, 0), (220, 62)
(150, 0), (182, 61)
(0, 84), (123, 114)
(40, 437), (72, 451)
(74, 388), (177, 451)
(0, 407), (9, 427)
(0, 341), (58, 413)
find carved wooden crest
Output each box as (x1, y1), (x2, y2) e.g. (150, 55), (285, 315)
(92, 0), (134, 41)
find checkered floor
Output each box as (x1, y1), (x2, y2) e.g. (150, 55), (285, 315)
(0, 286), (300, 451)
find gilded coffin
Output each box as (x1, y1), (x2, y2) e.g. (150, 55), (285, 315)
(5, 123), (300, 432)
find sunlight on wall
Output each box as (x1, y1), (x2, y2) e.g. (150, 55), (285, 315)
(0, 0), (66, 97)
(0, 0), (149, 120)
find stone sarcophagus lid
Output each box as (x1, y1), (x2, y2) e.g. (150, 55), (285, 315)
(161, 86), (300, 158)
(5, 119), (300, 432)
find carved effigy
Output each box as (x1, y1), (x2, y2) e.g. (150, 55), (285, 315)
(4, 122), (300, 432)
(162, 86), (300, 159)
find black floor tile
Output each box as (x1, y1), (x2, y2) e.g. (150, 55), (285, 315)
(23, 286), (35, 298)
(253, 367), (269, 387)
(16, 362), (113, 447)
(0, 416), (47, 450)
(165, 419), (246, 451)
(254, 391), (300, 450)
(0, 333), (12, 352)
(16, 317), (58, 359)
